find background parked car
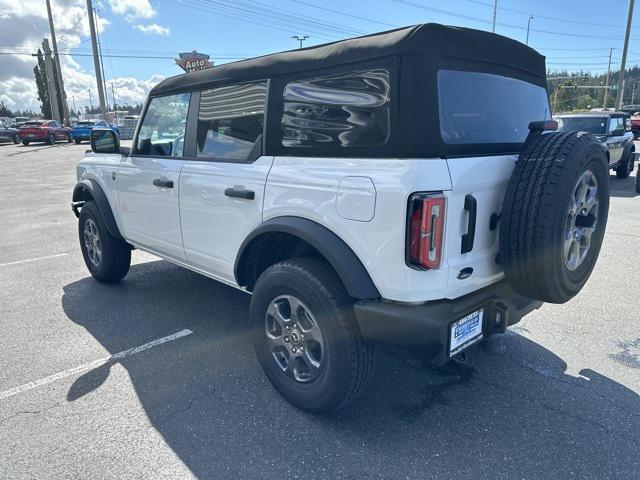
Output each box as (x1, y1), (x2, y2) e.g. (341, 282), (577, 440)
(18, 120), (71, 145)
(71, 120), (119, 144)
(0, 125), (20, 144)
(555, 112), (635, 179)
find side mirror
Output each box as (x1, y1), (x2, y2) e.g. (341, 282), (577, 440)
(610, 128), (625, 137)
(91, 128), (119, 154)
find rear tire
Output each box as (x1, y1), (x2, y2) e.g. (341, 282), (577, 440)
(78, 201), (131, 283)
(74, 138), (82, 144)
(21, 140), (29, 146)
(13, 134), (19, 144)
(251, 257), (375, 413)
(47, 133), (55, 145)
(500, 131), (609, 304)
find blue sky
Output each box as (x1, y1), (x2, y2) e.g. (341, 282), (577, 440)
(2, 0), (640, 111)
(81, 0), (640, 78)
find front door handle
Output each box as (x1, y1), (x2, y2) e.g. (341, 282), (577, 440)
(153, 177), (174, 188)
(225, 187), (255, 200)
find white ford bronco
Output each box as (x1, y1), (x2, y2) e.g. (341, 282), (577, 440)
(72, 24), (609, 413)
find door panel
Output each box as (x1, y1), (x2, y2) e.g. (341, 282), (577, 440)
(117, 156), (186, 260)
(179, 157), (273, 282)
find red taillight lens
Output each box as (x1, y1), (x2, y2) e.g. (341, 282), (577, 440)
(408, 194), (446, 270)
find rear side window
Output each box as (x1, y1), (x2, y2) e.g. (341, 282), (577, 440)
(281, 69), (390, 148)
(136, 93), (191, 157)
(438, 70), (550, 145)
(196, 82), (267, 160)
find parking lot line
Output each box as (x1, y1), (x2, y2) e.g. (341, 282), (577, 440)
(0, 329), (193, 400)
(0, 253), (69, 268)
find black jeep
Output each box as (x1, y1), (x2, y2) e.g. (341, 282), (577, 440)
(555, 112), (636, 179)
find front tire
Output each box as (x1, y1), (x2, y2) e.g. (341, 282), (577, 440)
(78, 201), (131, 283)
(251, 258), (375, 413)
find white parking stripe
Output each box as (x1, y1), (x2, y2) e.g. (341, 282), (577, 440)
(0, 329), (193, 400)
(0, 253), (68, 267)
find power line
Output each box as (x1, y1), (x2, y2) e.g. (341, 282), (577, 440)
(394, 0), (640, 40)
(466, 0), (634, 29)
(289, 0), (397, 28)
(0, 51), (247, 60)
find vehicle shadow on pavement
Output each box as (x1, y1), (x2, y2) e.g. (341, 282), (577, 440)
(61, 260), (640, 479)
(609, 173), (639, 198)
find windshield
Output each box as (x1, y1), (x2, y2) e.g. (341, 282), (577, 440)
(21, 122), (43, 127)
(76, 121), (95, 126)
(438, 70), (550, 144)
(556, 117), (607, 135)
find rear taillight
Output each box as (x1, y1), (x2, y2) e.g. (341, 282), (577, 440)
(407, 193), (446, 270)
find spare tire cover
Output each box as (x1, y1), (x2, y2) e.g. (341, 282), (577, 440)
(500, 131), (609, 304)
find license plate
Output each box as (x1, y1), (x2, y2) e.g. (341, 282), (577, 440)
(449, 308), (484, 357)
(28, 134), (34, 137)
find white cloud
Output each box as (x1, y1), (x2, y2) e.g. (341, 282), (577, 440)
(0, 0), (164, 114)
(134, 23), (170, 36)
(108, 0), (156, 22)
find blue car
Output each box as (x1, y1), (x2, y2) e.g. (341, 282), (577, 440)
(71, 120), (119, 144)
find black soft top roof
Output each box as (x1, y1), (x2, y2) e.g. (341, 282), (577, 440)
(152, 23), (546, 96)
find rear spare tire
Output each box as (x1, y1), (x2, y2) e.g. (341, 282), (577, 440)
(500, 131), (609, 304)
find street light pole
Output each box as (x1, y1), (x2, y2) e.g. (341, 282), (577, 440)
(526, 15), (534, 45)
(291, 35), (309, 49)
(615, 0), (635, 110)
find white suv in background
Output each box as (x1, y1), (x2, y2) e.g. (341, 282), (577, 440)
(72, 24), (609, 412)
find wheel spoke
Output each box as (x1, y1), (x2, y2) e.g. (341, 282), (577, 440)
(266, 302), (289, 328)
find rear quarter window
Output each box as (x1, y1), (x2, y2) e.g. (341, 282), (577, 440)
(438, 70), (551, 145)
(281, 69), (390, 148)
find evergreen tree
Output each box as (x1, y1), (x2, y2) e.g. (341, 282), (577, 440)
(33, 49), (51, 119)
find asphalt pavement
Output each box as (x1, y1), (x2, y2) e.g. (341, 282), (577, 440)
(0, 140), (638, 479)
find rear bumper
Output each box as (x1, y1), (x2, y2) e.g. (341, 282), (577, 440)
(354, 281), (542, 366)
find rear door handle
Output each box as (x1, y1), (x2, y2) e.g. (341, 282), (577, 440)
(153, 177), (174, 188)
(225, 187), (255, 200)
(461, 194), (477, 254)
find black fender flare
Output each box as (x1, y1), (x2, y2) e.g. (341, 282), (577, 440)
(72, 179), (124, 240)
(234, 216), (380, 300)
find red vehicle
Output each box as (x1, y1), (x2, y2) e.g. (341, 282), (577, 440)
(630, 112), (640, 139)
(19, 120), (71, 145)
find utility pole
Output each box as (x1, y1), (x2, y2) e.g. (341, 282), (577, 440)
(291, 35), (309, 49)
(45, 0), (70, 125)
(42, 39), (61, 121)
(604, 48), (614, 109)
(492, 0), (498, 32)
(615, 0), (635, 109)
(88, 88), (93, 113)
(94, 7), (109, 112)
(86, 0), (107, 118)
(526, 15), (534, 45)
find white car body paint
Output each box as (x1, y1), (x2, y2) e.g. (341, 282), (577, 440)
(77, 152), (517, 303)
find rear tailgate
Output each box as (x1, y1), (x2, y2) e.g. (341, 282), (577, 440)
(443, 154), (517, 299)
